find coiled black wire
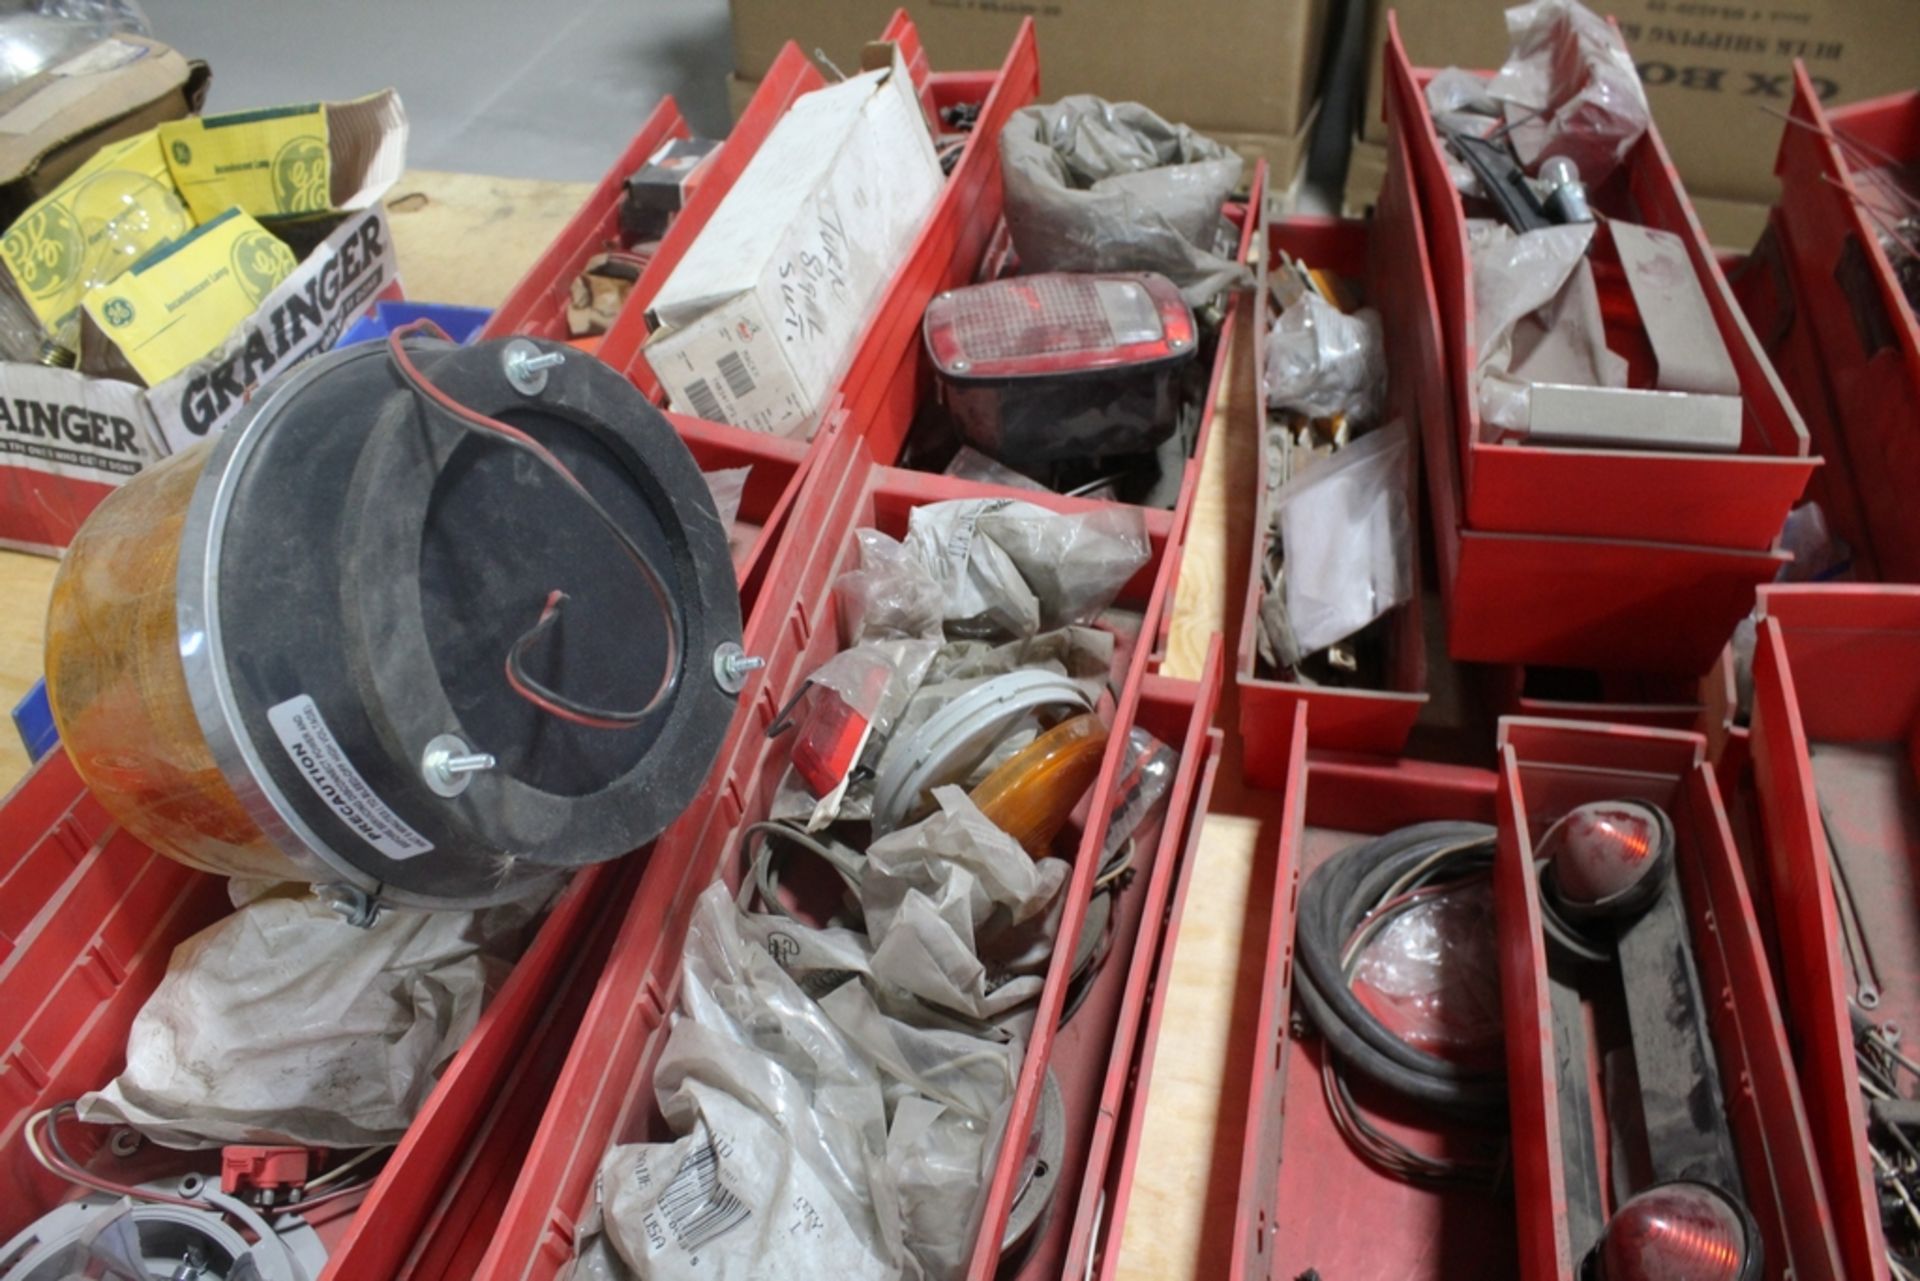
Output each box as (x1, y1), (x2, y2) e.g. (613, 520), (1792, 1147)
(1294, 821), (1507, 1117)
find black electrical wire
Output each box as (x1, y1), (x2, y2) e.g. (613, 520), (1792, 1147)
(1294, 822), (1506, 1117)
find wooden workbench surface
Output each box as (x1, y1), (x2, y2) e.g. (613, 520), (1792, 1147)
(0, 166), (1268, 1281)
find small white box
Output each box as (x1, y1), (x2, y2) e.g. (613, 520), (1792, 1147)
(645, 46), (942, 438)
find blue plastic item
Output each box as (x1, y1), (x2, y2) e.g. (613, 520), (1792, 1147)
(13, 678), (55, 762)
(336, 301), (493, 349)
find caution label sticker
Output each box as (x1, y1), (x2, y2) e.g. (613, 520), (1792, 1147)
(267, 694), (433, 861)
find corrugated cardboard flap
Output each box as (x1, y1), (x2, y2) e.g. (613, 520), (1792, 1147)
(326, 88), (408, 212)
(0, 36), (196, 180)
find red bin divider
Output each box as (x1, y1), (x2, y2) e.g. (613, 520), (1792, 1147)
(1235, 215), (1427, 776)
(1746, 68), (1920, 583)
(1495, 716), (1843, 1281)
(0, 743), (647, 1279)
(1743, 583), (1920, 1281)
(475, 435), (1221, 1280)
(1228, 720), (1520, 1281)
(1379, 29), (1790, 674)
(1383, 15), (1813, 552)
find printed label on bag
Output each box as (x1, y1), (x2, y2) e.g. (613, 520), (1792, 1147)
(267, 694), (433, 860)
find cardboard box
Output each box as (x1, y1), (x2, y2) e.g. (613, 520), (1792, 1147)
(0, 36), (207, 232)
(730, 71), (1317, 194)
(1343, 137), (1390, 216)
(647, 48), (942, 438)
(0, 204), (402, 555)
(1365, 0), (1920, 206)
(728, 0), (1330, 147)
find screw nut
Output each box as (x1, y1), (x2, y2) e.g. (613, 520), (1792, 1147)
(712, 641), (765, 694)
(422, 733), (493, 797)
(503, 339), (565, 394)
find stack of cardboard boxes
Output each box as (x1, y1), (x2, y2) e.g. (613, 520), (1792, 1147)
(724, 0), (1330, 184)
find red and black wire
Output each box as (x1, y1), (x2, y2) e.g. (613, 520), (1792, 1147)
(385, 320), (681, 730)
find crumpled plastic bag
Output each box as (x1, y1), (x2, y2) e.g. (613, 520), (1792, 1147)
(593, 885), (904, 1280)
(1426, 66), (1500, 136)
(1000, 96), (1251, 305)
(1265, 292), (1387, 423)
(588, 868), (1040, 1281)
(1487, 0), (1650, 186)
(1270, 421), (1414, 661)
(1353, 880), (1503, 1063)
(941, 447), (1048, 493)
(862, 787), (1070, 1025)
(821, 982), (1015, 1280)
(902, 499), (1150, 640)
(78, 884), (533, 1148)
(1469, 220), (1628, 432)
(838, 529), (946, 644)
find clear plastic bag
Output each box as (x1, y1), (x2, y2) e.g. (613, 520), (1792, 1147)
(861, 787), (1070, 1025)
(1352, 880), (1504, 1061)
(942, 446), (1048, 493)
(903, 498), (1151, 640)
(1264, 294), (1386, 423)
(1271, 421), (1414, 658)
(0, 1), (150, 94)
(1425, 66), (1499, 136)
(1102, 727), (1178, 863)
(999, 96), (1251, 305)
(78, 884), (535, 1148)
(1487, 0), (1650, 186)
(784, 638), (941, 828)
(837, 528), (946, 644)
(590, 870), (1043, 1281)
(1777, 501), (1851, 582)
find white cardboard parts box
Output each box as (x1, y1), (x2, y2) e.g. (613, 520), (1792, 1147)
(644, 45), (942, 439)
(0, 204), (400, 555)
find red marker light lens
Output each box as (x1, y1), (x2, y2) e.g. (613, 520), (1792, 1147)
(1539, 799), (1672, 921)
(1594, 1183), (1754, 1281)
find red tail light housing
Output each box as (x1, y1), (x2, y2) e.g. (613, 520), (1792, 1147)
(922, 271), (1197, 468)
(1540, 798), (1674, 922)
(1590, 1182), (1760, 1281)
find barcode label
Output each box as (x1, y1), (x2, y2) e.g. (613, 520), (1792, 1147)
(718, 350), (754, 398)
(660, 1132), (750, 1252)
(683, 376), (726, 423)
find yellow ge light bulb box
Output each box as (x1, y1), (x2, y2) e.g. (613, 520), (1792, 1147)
(82, 207), (297, 385)
(159, 103), (329, 222)
(0, 128), (192, 334)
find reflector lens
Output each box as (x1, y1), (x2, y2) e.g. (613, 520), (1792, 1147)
(1595, 1183), (1750, 1281)
(1539, 799), (1667, 913)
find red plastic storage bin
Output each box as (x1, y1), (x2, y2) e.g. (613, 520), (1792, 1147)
(474, 442), (1221, 1281)
(484, 13), (1042, 612)
(0, 748), (648, 1279)
(1744, 584), (1920, 1281)
(1383, 16), (1813, 551)
(1500, 666), (1711, 733)
(1495, 716), (1843, 1281)
(1748, 68), (1920, 583)
(1227, 716), (1521, 1280)
(1235, 215), (1427, 777)
(1379, 59), (1791, 674)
